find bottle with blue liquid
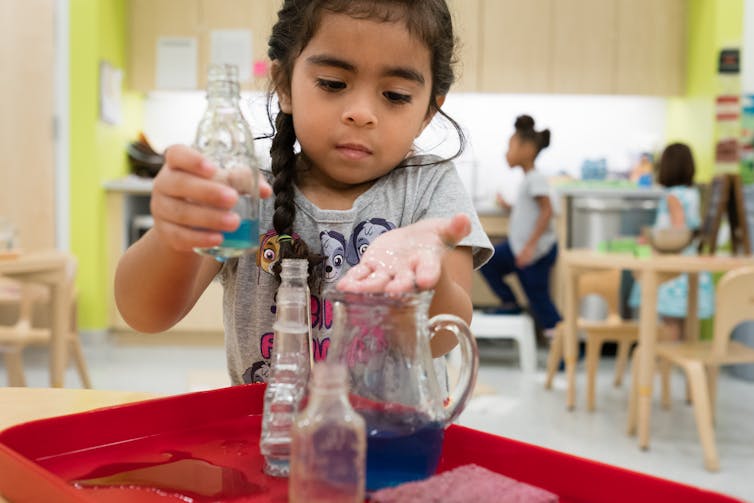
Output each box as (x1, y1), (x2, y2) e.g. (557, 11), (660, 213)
(194, 63), (260, 260)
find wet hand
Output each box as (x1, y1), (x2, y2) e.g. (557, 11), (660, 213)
(336, 214), (471, 293)
(150, 145), (272, 253)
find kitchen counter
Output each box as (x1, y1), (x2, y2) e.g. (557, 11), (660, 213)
(554, 182), (665, 199)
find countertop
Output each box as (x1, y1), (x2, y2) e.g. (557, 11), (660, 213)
(103, 175), (154, 194)
(554, 182), (664, 198)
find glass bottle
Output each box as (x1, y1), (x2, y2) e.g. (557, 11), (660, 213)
(289, 363), (366, 503)
(260, 259), (312, 477)
(193, 63), (260, 261)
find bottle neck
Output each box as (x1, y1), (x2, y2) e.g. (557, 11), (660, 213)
(280, 259), (309, 287)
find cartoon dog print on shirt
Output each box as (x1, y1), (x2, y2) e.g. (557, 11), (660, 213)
(320, 230), (347, 283)
(257, 230), (303, 278)
(345, 218), (396, 266)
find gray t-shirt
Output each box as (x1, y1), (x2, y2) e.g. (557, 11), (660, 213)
(508, 169), (556, 261)
(219, 155), (493, 385)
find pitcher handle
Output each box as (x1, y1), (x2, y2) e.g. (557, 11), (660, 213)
(428, 314), (479, 424)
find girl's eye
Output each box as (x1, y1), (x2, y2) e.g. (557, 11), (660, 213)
(384, 91), (412, 104)
(316, 79), (346, 92)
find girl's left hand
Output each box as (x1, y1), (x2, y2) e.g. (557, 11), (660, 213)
(515, 244), (535, 268)
(336, 214), (471, 293)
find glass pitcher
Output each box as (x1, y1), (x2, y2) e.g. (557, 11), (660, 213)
(327, 290), (478, 492)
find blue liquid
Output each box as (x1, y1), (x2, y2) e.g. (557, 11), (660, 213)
(222, 218), (258, 249)
(359, 409), (444, 491)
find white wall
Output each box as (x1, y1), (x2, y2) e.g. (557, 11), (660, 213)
(142, 91), (668, 210)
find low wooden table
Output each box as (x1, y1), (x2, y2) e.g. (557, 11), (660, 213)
(0, 387), (157, 503)
(561, 249), (754, 450)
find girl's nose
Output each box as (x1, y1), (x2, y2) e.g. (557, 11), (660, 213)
(342, 94), (377, 127)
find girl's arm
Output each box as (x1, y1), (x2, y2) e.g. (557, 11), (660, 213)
(115, 144), (271, 333)
(666, 194), (686, 228)
(427, 246), (473, 357)
(516, 195), (552, 267)
(115, 230), (221, 333)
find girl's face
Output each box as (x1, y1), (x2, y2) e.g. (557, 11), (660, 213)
(278, 12), (438, 189)
(505, 133), (535, 168)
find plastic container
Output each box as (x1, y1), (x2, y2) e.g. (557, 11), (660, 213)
(0, 384), (743, 503)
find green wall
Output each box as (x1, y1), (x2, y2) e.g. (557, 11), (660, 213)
(70, 0), (142, 329)
(667, 0), (744, 182)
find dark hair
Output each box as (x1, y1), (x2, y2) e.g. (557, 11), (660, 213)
(514, 115), (550, 155)
(657, 142), (695, 187)
(264, 0), (463, 279)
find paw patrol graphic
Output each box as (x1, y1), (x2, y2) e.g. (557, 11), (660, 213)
(243, 360), (271, 383)
(257, 230), (282, 275)
(345, 218), (396, 265)
(320, 230), (346, 282)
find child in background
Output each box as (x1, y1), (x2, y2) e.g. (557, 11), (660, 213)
(629, 143), (714, 339)
(114, 0), (493, 384)
(480, 115), (561, 335)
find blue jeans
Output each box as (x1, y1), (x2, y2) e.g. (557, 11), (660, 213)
(480, 240), (562, 330)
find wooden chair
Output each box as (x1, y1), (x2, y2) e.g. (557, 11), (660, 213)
(0, 258), (91, 388)
(545, 269), (638, 411)
(630, 266), (754, 471)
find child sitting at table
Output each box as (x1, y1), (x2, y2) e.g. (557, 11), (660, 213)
(629, 142), (715, 340)
(480, 115), (561, 336)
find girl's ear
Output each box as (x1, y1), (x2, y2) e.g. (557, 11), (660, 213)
(270, 62), (292, 113)
(418, 95), (446, 135)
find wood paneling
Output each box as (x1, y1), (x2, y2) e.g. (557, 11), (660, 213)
(616, 0), (686, 95)
(448, 0), (482, 92)
(551, 0), (618, 94)
(479, 0), (554, 93)
(0, 0), (56, 251)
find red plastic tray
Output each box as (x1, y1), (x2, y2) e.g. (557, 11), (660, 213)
(0, 384), (741, 503)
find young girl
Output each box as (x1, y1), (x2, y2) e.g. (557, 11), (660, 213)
(629, 143), (714, 339)
(115, 0), (493, 384)
(480, 115), (561, 333)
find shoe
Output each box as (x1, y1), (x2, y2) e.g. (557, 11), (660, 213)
(481, 304), (523, 315)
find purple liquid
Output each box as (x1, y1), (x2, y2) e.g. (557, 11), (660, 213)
(358, 409), (444, 491)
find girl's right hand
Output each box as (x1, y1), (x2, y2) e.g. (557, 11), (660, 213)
(149, 145), (272, 253)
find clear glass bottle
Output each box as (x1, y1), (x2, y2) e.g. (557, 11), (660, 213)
(193, 63), (260, 261)
(289, 363), (366, 503)
(260, 259), (312, 477)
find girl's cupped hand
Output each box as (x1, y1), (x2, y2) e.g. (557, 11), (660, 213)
(336, 213), (471, 293)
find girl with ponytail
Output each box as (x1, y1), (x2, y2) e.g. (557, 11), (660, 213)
(115, 0), (493, 384)
(480, 115), (562, 335)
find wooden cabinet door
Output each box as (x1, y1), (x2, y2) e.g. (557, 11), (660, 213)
(447, 0), (481, 92)
(479, 0), (554, 93)
(551, 0), (618, 94)
(615, 0), (686, 95)
(197, 0), (279, 91)
(128, 0), (201, 92)
(0, 0), (55, 251)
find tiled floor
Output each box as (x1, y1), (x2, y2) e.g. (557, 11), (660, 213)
(2, 335), (753, 502)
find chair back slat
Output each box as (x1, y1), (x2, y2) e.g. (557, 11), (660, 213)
(712, 266), (754, 357)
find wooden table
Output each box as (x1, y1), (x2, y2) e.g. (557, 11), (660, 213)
(561, 249), (754, 450)
(0, 251), (71, 387)
(0, 387), (157, 503)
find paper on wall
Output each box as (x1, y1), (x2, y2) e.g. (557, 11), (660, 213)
(210, 29), (253, 82)
(155, 37), (198, 90)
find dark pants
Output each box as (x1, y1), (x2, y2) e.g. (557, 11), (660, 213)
(480, 240), (562, 330)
